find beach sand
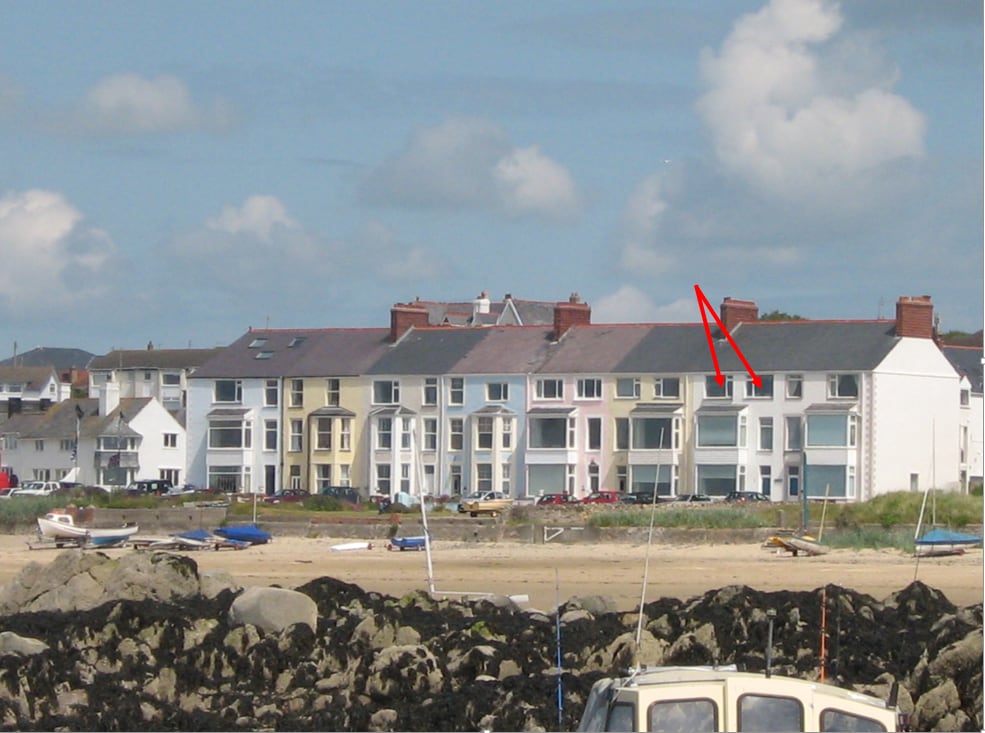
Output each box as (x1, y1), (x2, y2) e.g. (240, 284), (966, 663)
(2, 533), (981, 610)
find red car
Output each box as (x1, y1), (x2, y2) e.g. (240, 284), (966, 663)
(580, 491), (623, 504)
(536, 493), (578, 506)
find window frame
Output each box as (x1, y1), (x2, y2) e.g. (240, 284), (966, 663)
(535, 378), (564, 400)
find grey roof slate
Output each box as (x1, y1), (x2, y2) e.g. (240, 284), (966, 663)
(942, 346), (983, 392)
(0, 366), (60, 388)
(0, 397), (147, 440)
(614, 324), (722, 373)
(539, 325), (659, 374)
(366, 328), (490, 376)
(450, 327), (557, 375)
(721, 321), (901, 372)
(89, 348), (223, 370)
(192, 329), (390, 379)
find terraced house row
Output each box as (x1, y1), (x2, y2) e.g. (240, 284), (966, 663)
(178, 293), (977, 502)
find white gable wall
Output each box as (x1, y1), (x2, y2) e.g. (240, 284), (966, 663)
(870, 339), (960, 495)
(125, 399), (186, 483)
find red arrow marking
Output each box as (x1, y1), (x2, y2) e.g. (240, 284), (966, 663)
(694, 284), (762, 389)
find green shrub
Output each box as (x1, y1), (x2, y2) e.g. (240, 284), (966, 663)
(303, 495), (343, 512)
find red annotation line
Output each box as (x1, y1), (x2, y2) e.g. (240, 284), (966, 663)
(694, 284), (762, 388)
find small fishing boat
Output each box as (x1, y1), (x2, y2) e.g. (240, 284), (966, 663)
(36, 512), (139, 548)
(213, 523), (272, 545)
(388, 535), (427, 551)
(914, 527), (981, 557)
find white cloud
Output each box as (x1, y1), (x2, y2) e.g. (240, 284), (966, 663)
(354, 221), (448, 282)
(0, 190), (118, 313)
(207, 195), (299, 241)
(172, 196), (324, 288)
(615, 173), (676, 276)
(697, 0), (925, 198)
(74, 73), (234, 135)
(593, 286), (695, 324)
(360, 117), (581, 219)
(493, 146), (579, 219)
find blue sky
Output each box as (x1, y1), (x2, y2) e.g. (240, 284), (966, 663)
(1, 0), (981, 355)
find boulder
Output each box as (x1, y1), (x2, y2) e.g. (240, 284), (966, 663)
(0, 550), (204, 614)
(228, 586), (318, 634)
(0, 631), (48, 656)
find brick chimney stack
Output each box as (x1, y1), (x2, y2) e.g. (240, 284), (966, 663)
(895, 295), (935, 339)
(389, 302), (430, 342)
(720, 297), (758, 332)
(553, 292), (591, 340)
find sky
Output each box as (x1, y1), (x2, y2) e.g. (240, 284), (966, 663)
(0, 0), (981, 356)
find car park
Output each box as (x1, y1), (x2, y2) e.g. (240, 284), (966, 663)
(262, 489), (310, 504)
(724, 491), (771, 503)
(580, 490), (624, 504)
(535, 493), (578, 506)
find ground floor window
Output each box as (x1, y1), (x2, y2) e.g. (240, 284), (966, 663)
(376, 463), (391, 495)
(805, 464), (849, 498)
(316, 464), (332, 492)
(160, 468), (180, 485)
(208, 465), (241, 493)
(696, 464), (736, 497)
(631, 464), (676, 495)
(528, 464), (566, 494)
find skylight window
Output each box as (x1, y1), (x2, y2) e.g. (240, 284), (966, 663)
(255, 351), (274, 360)
(249, 338), (268, 348)
(289, 336), (307, 348)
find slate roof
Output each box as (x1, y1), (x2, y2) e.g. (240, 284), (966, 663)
(0, 347), (94, 370)
(0, 397), (147, 440)
(367, 328), (489, 376)
(545, 324), (699, 375)
(89, 348), (224, 371)
(192, 329), (390, 379)
(450, 327), (557, 375)
(0, 366), (59, 389)
(722, 321), (901, 372)
(942, 345), (984, 393)
(411, 296), (558, 327)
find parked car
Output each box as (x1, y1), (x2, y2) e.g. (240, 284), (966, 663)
(459, 491), (513, 517)
(580, 490), (624, 505)
(10, 480), (62, 497)
(125, 479), (174, 497)
(319, 485), (361, 503)
(457, 492), (485, 514)
(621, 491), (671, 505)
(675, 494), (714, 504)
(724, 491), (771, 503)
(263, 489), (310, 504)
(536, 493), (578, 506)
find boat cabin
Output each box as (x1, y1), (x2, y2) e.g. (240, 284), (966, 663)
(577, 667), (901, 732)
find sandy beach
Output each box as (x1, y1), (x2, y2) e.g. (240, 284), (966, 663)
(3, 533), (981, 610)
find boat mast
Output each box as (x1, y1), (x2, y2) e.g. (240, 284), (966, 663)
(633, 429), (664, 668)
(412, 425), (436, 596)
